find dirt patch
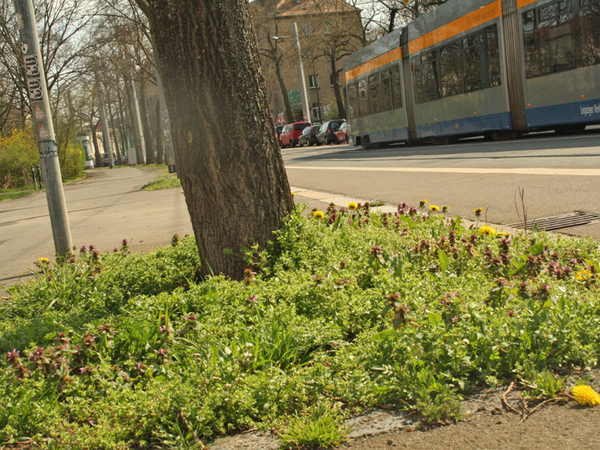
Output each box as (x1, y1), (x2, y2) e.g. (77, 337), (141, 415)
(209, 370), (600, 449)
(339, 402), (599, 450)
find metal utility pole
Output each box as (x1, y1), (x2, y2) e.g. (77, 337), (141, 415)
(96, 72), (114, 168)
(292, 22), (311, 122)
(14, 0), (72, 257)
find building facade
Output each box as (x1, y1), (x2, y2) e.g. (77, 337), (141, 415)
(251, 0), (364, 124)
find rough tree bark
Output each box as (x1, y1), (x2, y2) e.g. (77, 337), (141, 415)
(330, 51), (346, 120)
(136, 0), (295, 280)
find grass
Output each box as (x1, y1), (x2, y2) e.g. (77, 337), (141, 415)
(0, 186), (36, 202)
(1, 204), (600, 448)
(141, 174), (181, 191)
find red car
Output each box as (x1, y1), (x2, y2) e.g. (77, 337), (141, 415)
(279, 121), (311, 147)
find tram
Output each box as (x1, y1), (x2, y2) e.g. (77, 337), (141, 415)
(343, 0), (600, 147)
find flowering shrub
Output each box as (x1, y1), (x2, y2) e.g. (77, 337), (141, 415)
(1, 205), (600, 447)
(0, 127), (84, 189)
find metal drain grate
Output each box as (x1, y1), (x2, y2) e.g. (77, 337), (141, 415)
(507, 211), (600, 231)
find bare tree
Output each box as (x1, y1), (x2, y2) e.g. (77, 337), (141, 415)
(0, 0), (99, 134)
(252, 4), (295, 124)
(300, 0), (364, 119)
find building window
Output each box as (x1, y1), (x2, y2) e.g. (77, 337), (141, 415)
(301, 22), (313, 36)
(312, 102), (321, 120)
(309, 74), (319, 89)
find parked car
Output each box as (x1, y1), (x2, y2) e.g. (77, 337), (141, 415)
(334, 122), (349, 144)
(298, 125), (321, 147)
(279, 121), (311, 147)
(317, 119), (346, 145)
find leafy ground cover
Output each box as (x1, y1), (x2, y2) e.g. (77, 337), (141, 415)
(1, 203), (600, 448)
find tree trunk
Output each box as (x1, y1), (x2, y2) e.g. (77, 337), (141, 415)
(106, 88), (123, 165)
(155, 99), (164, 164)
(143, 0), (295, 280)
(126, 78), (145, 165)
(330, 51), (346, 119)
(275, 57), (295, 124)
(139, 81), (156, 164)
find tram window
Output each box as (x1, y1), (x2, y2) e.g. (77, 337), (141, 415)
(439, 41), (464, 98)
(522, 9), (541, 78)
(391, 64), (403, 108)
(421, 50), (440, 102)
(538, 0), (576, 75)
(411, 56), (424, 104)
(347, 82), (359, 119)
(463, 33), (483, 92)
(358, 79), (368, 117)
(368, 73), (381, 114)
(380, 70), (394, 112)
(580, 0), (600, 66)
(486, 26), (501, 87)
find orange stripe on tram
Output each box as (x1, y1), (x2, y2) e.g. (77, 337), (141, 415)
(343, 47), (402, 83)
(408, 0), (502, 54)
(516, 0), (537, 9)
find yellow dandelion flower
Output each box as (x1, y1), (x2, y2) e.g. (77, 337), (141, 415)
(347, 202), (358, 210)
(572, 385), (600, 407)
(291, 192), (297, 196)
(442, 205), (449, 213)
(38, 257), (49, 264)
(429, 205), (439, 212)
(419, 199), (428, 208)
(478, 225), (497, 236)
(498, 232), (510, 237)
(474, 207), (483, 217)
(313, 210), (325, 220)
(575, 269), (593, 281)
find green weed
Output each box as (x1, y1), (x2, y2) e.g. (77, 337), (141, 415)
(2, 203), (600, 447)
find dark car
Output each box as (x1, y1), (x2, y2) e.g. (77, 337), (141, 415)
(317, 119), (346, 145)
(298, 125), (320, 147)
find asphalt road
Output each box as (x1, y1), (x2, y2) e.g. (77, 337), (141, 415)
(2, 130), (600, 292)
(284, 129), (600, 240)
